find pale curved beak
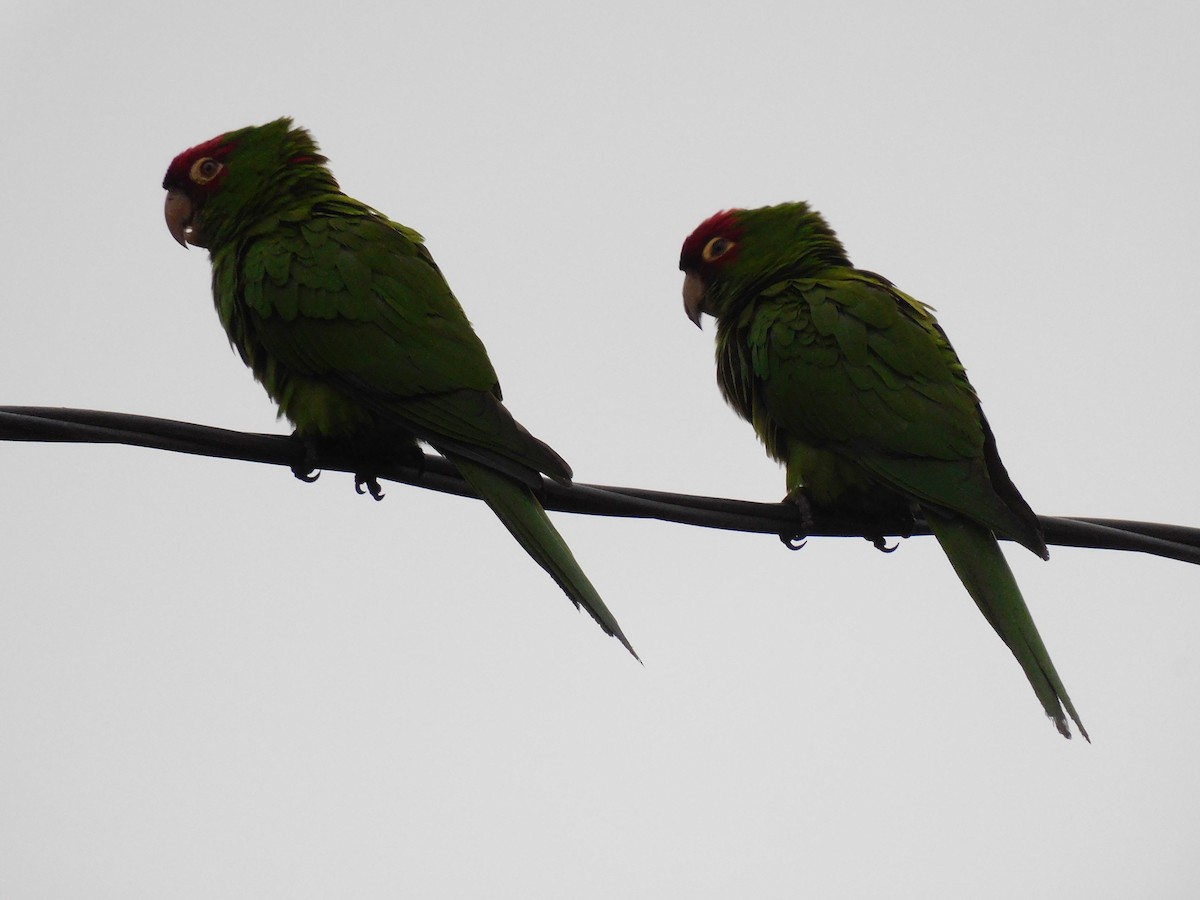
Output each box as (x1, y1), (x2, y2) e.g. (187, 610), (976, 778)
(683, 271), (707, 328)
(164, 189), (194, 248)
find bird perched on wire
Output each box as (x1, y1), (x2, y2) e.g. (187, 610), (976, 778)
(163, 117), (634, 657)
(680, 201), (1085, 738)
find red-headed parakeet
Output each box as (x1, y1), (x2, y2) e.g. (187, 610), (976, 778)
(680, 202), (1085, 739)
(162, 118), (634, 657)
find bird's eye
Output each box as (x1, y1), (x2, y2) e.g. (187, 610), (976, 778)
(190, 157), (223, 185)
(702, 236), (733, 262)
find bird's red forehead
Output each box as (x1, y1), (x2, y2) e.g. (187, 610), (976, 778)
(162, 132), (234, 188)
(679, 209), (741, 268)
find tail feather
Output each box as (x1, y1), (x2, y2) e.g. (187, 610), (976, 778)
(448, 453), (637, 659)
(924, 508), (1087, 741)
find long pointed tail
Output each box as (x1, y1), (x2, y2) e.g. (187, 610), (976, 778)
(449, 454), (637, 659)
(924, 508), (1087, 741)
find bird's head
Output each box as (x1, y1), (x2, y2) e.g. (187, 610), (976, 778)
(162, 117), (334, 250)
(162, 130), (238, 249)
(678, 202), (852, 327)
(678, 209), (745, 327)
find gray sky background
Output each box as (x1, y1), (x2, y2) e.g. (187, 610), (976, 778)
(2, 2), (1199, 896)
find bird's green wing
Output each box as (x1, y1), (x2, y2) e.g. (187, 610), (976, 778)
(747, 272), (1044, 555)
(234, 210), (571, 485)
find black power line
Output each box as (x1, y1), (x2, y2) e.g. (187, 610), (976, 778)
(4, 405), (1199, 565)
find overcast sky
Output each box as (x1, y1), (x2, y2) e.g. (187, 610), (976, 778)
(2, 2), (1199, 897)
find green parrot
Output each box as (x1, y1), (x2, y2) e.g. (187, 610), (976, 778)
(162, 117), (633, 657)
(679, 202), (1085, 739)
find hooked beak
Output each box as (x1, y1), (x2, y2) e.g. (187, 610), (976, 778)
(682, 271), (707, 328)
(164, 189), (195, 248)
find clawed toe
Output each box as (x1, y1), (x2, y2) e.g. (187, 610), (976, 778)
(355, 473), (385, 501)
(291, 434), (322, 484)
(778, 488), (815, 550)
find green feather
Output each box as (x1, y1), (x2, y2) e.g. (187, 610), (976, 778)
(925, 510), (1086, 740)
(453, 457), (634, 656)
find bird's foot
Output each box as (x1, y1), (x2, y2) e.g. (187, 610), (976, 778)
(291, 434), (322, 484)
(778, 489), (816, 551)
(866, 507), (914, 553)
(355, 473), (385, 501)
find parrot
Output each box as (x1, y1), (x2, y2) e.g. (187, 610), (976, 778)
(679, 202), (1086, 739)
(162, 117), (634, 657)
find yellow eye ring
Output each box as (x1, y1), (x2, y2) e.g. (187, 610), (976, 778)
(702, 236), (733, 262)
(190, 157), (223, 185)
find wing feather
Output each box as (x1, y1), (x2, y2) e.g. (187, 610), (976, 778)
(738, 272), (1043, 552)
(231, 207), (570, 485)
